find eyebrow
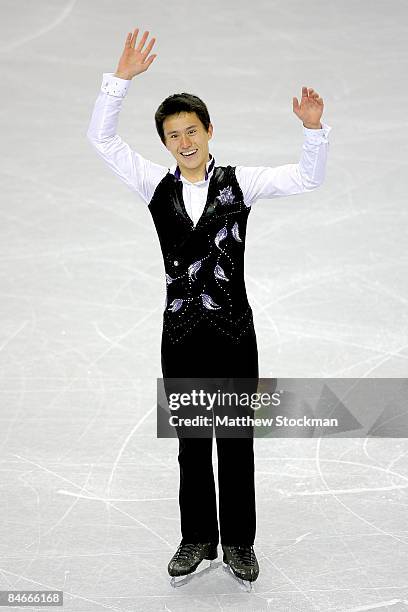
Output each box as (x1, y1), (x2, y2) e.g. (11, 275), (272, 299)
(166, 124), (199, 136)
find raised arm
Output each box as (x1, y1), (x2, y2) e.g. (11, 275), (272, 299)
(236, 87), (332, 206)
(86, 28), (167, 204)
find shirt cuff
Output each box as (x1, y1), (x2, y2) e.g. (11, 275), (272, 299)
(303, 122), (332, 143)
(101, 72), (132, 98)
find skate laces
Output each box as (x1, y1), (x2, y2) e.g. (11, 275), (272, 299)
(229, 545), (256, 565)
(174, 543), (201, 560)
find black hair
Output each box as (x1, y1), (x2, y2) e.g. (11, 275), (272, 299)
(154, 93), (211, 145)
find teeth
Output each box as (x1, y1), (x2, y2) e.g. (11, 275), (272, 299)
(181, 150), (197, 156)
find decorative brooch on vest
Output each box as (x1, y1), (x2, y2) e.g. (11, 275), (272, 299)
(216, 186), (235, 206)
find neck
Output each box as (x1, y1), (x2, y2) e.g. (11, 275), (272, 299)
(181, 167), (206, 183)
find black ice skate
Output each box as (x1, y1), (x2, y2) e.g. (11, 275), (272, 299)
(168, 542), (218, 587)
(222, 545), (259, 591)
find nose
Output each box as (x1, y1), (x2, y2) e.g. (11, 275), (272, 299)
(180, 134), (192, 149)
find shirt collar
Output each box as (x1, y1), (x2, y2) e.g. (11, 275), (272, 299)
(172, 154), (215, 183)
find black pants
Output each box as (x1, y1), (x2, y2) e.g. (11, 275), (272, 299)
(161, 318), (259, 545)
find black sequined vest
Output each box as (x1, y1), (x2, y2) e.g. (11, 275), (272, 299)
(148, 165), (254, 344)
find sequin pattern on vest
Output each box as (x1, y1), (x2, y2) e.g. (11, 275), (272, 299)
(148, 165), (254, 344)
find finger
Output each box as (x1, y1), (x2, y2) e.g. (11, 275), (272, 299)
(145, 54), (157, 67)
(136, 30), (149, 52)
(130, 28), (139, 48)
(302, 86), (309, 98)
(142, 37), (156, 59)
(125, 32), (132, 48)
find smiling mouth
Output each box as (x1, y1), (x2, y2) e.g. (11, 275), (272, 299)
(180, 149), (198, 158)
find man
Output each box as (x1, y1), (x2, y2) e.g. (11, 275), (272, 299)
(87, 27), (331, 587)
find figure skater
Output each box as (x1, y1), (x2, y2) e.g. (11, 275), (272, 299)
(87, 27), (331, 589)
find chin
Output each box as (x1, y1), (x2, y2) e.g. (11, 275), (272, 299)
(181, 159), (200, 167)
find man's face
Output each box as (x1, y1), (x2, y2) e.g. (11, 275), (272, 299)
(163, 111), (213, 178)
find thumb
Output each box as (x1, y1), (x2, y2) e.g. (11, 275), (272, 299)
(292, 97), (300, 112)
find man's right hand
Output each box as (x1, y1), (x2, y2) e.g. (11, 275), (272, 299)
(114, 28), (157, 80)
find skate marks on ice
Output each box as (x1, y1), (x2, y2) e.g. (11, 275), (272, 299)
(0, 0), (78, 54)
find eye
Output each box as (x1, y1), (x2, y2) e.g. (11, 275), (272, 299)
(188, 129), (196, 135)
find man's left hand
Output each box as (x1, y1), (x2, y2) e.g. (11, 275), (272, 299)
(293, 87), (324, 128)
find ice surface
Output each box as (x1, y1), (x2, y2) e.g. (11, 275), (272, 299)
(1, 0), (408, 610)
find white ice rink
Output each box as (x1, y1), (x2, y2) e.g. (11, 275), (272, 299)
(1, 0), (408, 610)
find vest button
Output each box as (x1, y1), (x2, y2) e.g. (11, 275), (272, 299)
(174, 260), (179, 266)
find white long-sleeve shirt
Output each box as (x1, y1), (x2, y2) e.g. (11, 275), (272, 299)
(87, 73), (332, 226)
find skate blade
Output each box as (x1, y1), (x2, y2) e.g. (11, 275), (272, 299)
(170, 559), (217, 588)
(222, 561), (254, 592)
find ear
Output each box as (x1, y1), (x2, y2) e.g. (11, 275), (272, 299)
(207, 123), (214, 140)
